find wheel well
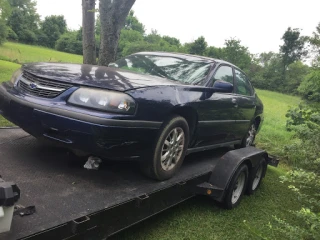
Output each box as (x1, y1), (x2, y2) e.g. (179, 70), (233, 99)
(254, 116), (261, 128)
(243, 159), (253, 171)
(171, 107), (198, 145)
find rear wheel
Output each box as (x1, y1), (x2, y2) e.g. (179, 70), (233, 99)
(140, 115), (189, 181)
(236, 122), (257, 149)
(246, 158), (267, 195)
(224, 164), (248, 209)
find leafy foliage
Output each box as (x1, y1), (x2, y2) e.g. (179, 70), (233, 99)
(285, 104), (320, 171)
(124, 10), (145, 34)
(7, 0), (40, 44)
(298, 69), (320, 102)
(280, 28), (307, 70)
(273, 170), (320, 240)
(40, 15), (67, 48)
(0, 20), (7, 44)
(308, 22), (320, 67)
(222, 38), (252, 71)
(188, 36), (207, 56)
(55, 30), (83, 55)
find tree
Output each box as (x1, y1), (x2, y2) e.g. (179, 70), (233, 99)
(0, 20), (7, 44)
(98, 0), (136, 66)
(188, 36), (207, 56)
(82, 0), (96, 64)
(40, 15), (67, 48)
(0, 0), (12, 21)
(125, 10), (145, 34)
(7, 0), (40, 43)
(222, 38), (252, 71)
(280, 27), (307, 80)
(0, 0), (11, 44)
(56, 30), (83, 55)
(205, 46), (224, 59)
(285, 61), (309, 94)
(308, 22), (320, 67)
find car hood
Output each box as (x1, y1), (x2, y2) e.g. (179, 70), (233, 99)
(22, 62), (183, 92)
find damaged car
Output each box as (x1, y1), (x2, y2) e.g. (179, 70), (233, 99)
(0, 52), (263, 180)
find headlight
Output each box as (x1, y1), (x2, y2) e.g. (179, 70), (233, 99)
(68, 88), (136, 114)
(10, 69), (23, 85)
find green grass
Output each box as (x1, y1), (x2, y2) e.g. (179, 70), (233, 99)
(255, 89), (301, 159)
(0, 42), (82, 64)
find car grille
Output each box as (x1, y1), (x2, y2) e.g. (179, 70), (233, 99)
(18, 71), (73, 98)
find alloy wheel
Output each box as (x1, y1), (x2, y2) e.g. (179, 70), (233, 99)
(160, 127), (185, 171)
(246, 124), (256, 146)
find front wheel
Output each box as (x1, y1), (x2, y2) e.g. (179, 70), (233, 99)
(140, 115), (189, 181)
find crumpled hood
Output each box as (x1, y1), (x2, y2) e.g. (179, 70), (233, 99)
(22, 62), (182, 92)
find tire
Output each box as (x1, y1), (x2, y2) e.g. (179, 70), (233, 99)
(224, 164), (249, 209)
(246, 158), (267, 195)
(236, 122), (257, 148)
(140, 115), (189, 181)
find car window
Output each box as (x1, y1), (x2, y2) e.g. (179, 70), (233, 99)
(234, 69), (254, 96)
(212, 66), (234, 85)
(114, 54), (211, 85)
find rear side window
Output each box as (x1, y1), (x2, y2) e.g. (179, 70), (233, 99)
(234, 69), (253, 96)
(212, 66), (234, 85)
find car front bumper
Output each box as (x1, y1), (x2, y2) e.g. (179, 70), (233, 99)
(0, 82), (162, 160)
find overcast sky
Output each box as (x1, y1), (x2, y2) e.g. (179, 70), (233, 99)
(36, 0), (320, 55)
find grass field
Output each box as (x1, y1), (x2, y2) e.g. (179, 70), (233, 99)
(255, 89), (301, 160)
(0, 42), (82, 64)
(0, 42), (304, 239)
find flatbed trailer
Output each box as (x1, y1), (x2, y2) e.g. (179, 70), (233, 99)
(0, 128), (278, 240)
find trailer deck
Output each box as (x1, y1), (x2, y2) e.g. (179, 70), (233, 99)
(0, 128), (232, 240)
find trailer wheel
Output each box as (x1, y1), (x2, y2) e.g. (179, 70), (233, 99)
(246, 158), (267, 195)
(224, 164), (248, 209)
(140, 115), (189, 181)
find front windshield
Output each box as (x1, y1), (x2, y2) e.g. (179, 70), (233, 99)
(113, 54), (212, 85)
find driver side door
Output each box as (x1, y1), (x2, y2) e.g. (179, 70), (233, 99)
(195, 64), (239, 146)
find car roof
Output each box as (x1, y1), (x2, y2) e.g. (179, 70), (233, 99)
(134, 51), (238, 68)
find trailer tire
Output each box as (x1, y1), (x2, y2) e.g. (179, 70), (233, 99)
(246, 158), (267, 195)
(224, 164), (248, 209)
(140, 115), (189, 181)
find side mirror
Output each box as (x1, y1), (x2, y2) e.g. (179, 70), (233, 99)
(212, 80), (233, 93)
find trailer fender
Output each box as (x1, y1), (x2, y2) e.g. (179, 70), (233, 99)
(197, 147), (267, 202)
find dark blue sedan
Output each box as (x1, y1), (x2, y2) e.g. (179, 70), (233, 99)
(0, 52), (263, 180)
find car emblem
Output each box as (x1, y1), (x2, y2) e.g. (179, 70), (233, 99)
(29, 83), (38, 89)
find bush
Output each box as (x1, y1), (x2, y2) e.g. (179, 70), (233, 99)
(18, 29), (38, 44)
(285, 104), (320, 171)
(272, 170), (320, 240)
(7, 27), (18, 41)
(298, 69), (320, 102)
(55, 31), (82, 55)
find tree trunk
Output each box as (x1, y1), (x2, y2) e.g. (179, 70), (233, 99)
(82, 0), (96, 64)
(98, 0), (135, 66)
